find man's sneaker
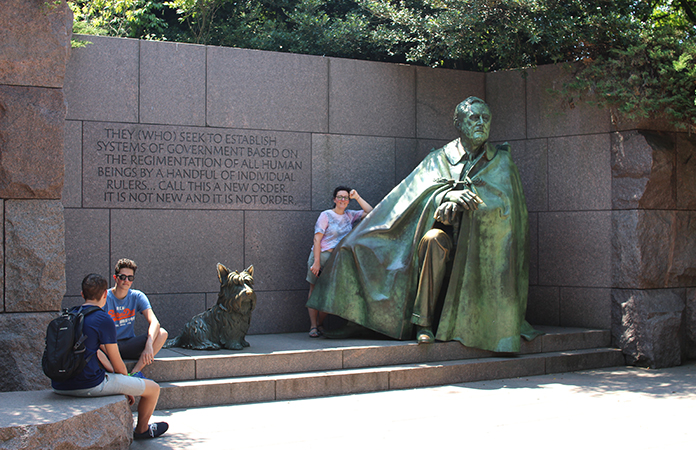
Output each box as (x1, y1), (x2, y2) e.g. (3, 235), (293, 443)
(129, 371), (148, 379)
(133, 422), (169, 439)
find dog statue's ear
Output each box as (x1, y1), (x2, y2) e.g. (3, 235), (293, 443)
(217, 263), (231, 285)
(245, 265), (254, 278)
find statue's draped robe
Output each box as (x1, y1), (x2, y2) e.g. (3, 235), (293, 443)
(307, 139), (540, 352)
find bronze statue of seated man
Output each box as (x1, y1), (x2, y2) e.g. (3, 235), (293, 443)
(306, 97), (541, 353)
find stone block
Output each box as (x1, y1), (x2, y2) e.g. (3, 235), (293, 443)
(158, 378), (276, 409)
(541, 328), (611, 353)
(275, 370), (389, 400)
(329, 58), (415, 137)
(195, 349), (343, 380)
(509, 138), (547, 212)
(685, 288), (696, 360)
(134, 293), (207, 339)
(528, 212), (538, 285)
(110, 209), (245, 294)
(342, 341), (490, 369)
(0, 0), (72, 88)
(526, 64), (611, 139)
(548, 133), (611, 211)
(676, 132), (696, 210)
(545, 348), (624, 373)
(244, 211), (318, 291)
(415, 66), (484, 140)
(140, 40), (206, 126)
(140, 354), (195, 382)
(388, 357), (545, 389)
(311, 134), (396, 210)
(486, 69), (526, 142)
(62, 121), (82, 208)
(0, 312), (53, 392)
(538, 211), (612, 287)
(612, 210), (696, 289)
(0, 85), (65, 199)
(612, 288), (685, 368)
(61, 295), (82, 311)
(526, 286), (560, 326)
(64, 35), (139, 122)
(611, 130), (676, 210)
(673, 211), (696, 287)
(5, 200), (66, 312)
(247, 290), (311, 334)
(0, 201), (3, 309)
(395, 139), (449, 182)
(394, 138), (418, 182)
(559, 287), (611, 329)
(0, 390), (132, 449)
(207, 47), (328, 132)
(64, 208), (110, 297)
(80, 121), (311, 211)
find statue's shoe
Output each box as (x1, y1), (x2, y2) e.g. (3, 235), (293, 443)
(416, 326), (435, 344)
(323, 321), (374, 339)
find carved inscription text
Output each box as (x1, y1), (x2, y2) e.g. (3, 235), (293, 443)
(83, 123), (311, 210)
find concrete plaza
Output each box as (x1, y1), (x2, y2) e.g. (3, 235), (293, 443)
(132, 361), (696, 450)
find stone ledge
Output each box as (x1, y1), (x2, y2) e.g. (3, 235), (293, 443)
(0, 390), (132, 450)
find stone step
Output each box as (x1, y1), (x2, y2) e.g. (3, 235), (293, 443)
(136, 326), (624, 410)
(156, 347), (624, 409)
(142, 326), (613, 382)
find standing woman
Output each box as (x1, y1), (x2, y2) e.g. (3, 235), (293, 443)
(306, 186), (373, 337)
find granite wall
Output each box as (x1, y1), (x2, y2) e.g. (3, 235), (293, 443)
(486, 66), (696, 368)
(0, 0), (72, 391)
(58, 38), (695, 368)
(60, 37), (696, 370)
(2, 3), (694, 392)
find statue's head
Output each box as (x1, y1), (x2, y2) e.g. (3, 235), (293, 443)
(453, 97), (491, 148)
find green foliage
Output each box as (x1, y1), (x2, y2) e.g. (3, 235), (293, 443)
(69, 0), (169, 38)
(559, 24), (696, 131)
(67, 0), (696, 130)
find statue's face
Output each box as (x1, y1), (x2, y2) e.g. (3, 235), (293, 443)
(457, 102), (491, 146)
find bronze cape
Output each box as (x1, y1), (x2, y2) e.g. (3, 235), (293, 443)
(306, 139), (540, 352)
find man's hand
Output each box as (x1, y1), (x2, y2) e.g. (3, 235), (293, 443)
(445, 189), (484, 211)
(126, 394), (135, 406)
(434, 201), (460, 225)
(140, 341), (155, 366)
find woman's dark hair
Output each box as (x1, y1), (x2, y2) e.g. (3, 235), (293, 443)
(333, 186), (351, 198)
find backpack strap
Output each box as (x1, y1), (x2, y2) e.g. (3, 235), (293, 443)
(73, 305), (103, 362)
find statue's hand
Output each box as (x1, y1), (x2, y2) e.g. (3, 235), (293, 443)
(434, 201), (460, 225)
(445, 189), (484, 211)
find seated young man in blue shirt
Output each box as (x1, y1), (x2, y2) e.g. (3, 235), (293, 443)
(105, 258), (168, 377)
(53, 273), (168, 439)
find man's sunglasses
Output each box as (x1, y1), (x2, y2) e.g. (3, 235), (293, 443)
(116, 274), (135, 281)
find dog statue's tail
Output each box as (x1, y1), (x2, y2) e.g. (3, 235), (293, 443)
(162, 335), (181, 349)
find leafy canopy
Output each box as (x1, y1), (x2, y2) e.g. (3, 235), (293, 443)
(68, 0), (696, 131)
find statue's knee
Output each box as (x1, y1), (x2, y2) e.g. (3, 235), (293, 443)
(421, 229), (452, 251)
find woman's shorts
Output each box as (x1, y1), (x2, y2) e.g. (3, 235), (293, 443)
(53, 372), (146, 398)
(306, 251), (332, 284)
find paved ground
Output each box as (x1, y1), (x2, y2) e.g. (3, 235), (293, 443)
(132, 361), (696, 450)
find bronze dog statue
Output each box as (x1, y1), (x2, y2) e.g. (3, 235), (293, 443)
(164, 264), (256, 350)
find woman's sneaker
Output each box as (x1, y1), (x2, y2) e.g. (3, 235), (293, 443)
(133, 422), (169, 439)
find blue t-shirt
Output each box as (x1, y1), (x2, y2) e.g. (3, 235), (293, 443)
(104, 289), (152, 340)
(51, 306), (117, 390)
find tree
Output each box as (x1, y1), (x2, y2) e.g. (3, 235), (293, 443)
(70, 0), (170, 38)
(69, 0), (696, 131)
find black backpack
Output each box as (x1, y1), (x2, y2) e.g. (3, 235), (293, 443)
(42, 305), (101, 381)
